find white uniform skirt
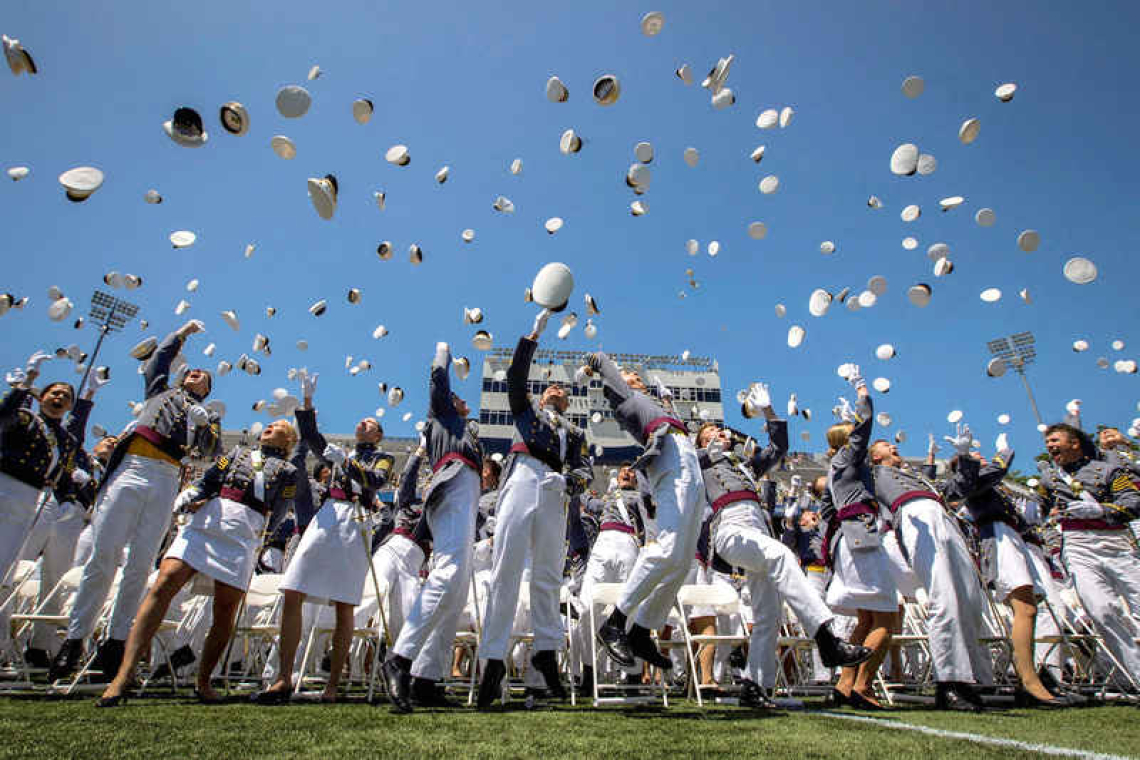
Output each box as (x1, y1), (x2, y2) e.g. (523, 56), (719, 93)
(166, 497), (266, 591)
(826, 536), (899, 615)
(991, 521), (1045, 602)
(280, 499), (369, 606)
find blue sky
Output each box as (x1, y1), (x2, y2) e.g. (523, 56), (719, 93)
(2, 0), (1138, 465)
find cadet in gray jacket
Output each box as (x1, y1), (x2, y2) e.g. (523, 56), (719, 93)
(53, 320), (219, 683)
(697, 382), (869, 708)
(1039, 422), (1140, 689)
(478, 310), (591, 708)
(384, 342), (483, 713)
(583, 351), (706, 671)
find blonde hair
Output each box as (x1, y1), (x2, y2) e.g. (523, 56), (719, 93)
(270, 418), (300, 454)
(696, 422), (719, 447)
(825, 422), (854, 458)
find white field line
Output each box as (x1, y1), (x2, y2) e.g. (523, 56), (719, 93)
(814, 710), (1135, 760)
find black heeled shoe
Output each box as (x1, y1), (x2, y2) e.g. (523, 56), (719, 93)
(95, 694), (126, 708)
(1014, 688), (1069, 709)
(194, 688), (225, 705)
(847, 690), (885, 711)
(830, 688), (850, 707)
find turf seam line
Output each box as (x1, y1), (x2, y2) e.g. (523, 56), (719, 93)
(813, 710), (1132, 760)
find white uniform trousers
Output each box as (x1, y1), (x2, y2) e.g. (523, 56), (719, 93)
(481, 457), (567, 660)
(354, 535), (424, 643)
(897, 498), (992, 685)
(618, 433), (706, 630)
(20, 498), (86, 652)
(68, 454), (180, 641)
(1062, 529), (1140, 684)
(574, 529), (641, 675)
(0, 473), (44, 590)
(394, 467), (478, 681)
(714, 501), (833, 688)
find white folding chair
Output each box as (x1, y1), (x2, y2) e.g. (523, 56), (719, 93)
(585, 582), (668, 707)
(674, 583), (751, 706)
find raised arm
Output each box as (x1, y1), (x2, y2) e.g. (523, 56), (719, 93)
(290, 438), (319, 530)
(585, 351), (634, 407)
(396, 449), (425, 510)
(294, 407), (329, 459)
(750, 418), (788, 478)
(848, 391), (874, 460)
(144, 322), (200, 399)
(507, 336), (538, 417)
(429, 342), (457, 419)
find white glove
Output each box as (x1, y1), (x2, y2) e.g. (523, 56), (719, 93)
(6, 369), (27, 386)
(173, 488), (200, 512)
(608, 477), (619, 492)
(995, 433), (1009, 452)
(834, 396), (856, 423)
(1066, 398), (1082, 415)
(574, 366), (591, 386)
(927, 433), (940, 458)
(417, 432), (428, 454)
(531, 308), (553, 337)
(787, 393), (798, 417)
(655, 377), (674, 401)
(187, 404), (210, 428)
(748, 382), (772, 411)
(944, 423), (973, 455)
(25, 350), (52, 376)
(71, 469), (92, 487)
(89, 373), (111, 394)
(846, 364), (866, 391)
(300, 370), (319, 399)
(323, 443), (348, 466)
(1064, 500), (1105, 520)
(178, 319), (205, 338)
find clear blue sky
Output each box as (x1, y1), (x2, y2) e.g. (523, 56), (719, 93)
(2, 0), (1138, 465)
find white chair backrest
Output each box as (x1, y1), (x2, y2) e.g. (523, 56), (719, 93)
(589, 582), (625, 606)
(676, 582), (740, 611)
(248, 573), (283, 597)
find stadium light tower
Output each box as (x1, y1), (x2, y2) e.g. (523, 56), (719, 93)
(77, 290), (139, 398)
(987, 331), (1043, 427)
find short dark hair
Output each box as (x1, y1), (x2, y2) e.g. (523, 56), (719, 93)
(1044, 423), (1082, 441)
(41, 381), (75, 399)
(483, 458), (502, 478)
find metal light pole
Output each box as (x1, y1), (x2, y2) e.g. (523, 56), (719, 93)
(987, 331), (1043, 427)
(76, 290), (139, 398)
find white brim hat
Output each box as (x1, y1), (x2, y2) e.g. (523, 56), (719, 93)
(532, 262), (574, 311)
(917, 154), (937, 175)
(756, 109), (779, 129)
(711, 87), (734, 109)
(544, 217), (563, 234)
(376, 241), (392, 260)
(309, 299), (327, 316)
(1063, 257), (1097, 284)
(221, 310), (240, 331)
(890, 143), (919, 176)
(640, 10), (664, 35)
(907, 283), (932, 307)
(385, 144), (410, 165)
(1017, 230), (1040, 252)
(307, 174), (338, 220)
(559, 129), (582, 154)
(509, 158), (523, 175)
(144, 189), (163, 204)
(986, 358), (1007, 377)
(748, 222), (767, 240)
(759, 175), (779, 194)
(219, 102), (249, 135)
(435, 165), (449, 184)
(271, 135), (297, 159)
(675, 63), (692, 84)
(493, 196), (515, 213)
(808, 289), (832, 317)
(409, 244), (423, 264)
(820, 241), (836, 255)
(975, 207), (996, 227)
(980, 288), (1002, 302)
(7, 166), (29, 181)
(787, 325), (805, 348)
(683, 147), (699, 167)
(876, 344), (895, 360)
(472, 330), (493, 350)
(48, 297), (73, 321)
(131, 336), (158, 360)
(58, 166), (104, 202)
(163, 107), (208, 147)
(546, 76), (568, 103)
(995, 83), (1017, 102)
(592, 75), (621, 106)
(901, 75), (924, 98)
(170, 230), (196, 248)
(276, 85), (312, 118)
(958, 118), (981, 144)
(352, 98), (374, 124)
(779, 106), (795, 128)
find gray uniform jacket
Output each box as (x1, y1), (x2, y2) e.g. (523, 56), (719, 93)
(388, 450), (431, 555)
(0, 389), (87, 490)
(101, 330), (221, 491)
(191, 444), (298, 533)
(295, 407), (394, 509)
(1037, 456), (1140, 531)
(585, 351), (685, 470)
(699, 419), (788, 551)
(421, 345), (483, 508)
(598, 488), (651, 544)
(505, 336), (591, 495)
(827, 395), (877, 512)
(943, 449), (1017, 527)
(1104, 448), (1140, 482)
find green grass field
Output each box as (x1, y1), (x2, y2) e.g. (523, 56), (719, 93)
(1, 695), (1137, 759)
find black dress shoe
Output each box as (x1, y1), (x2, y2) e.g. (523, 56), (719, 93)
(598, 622), (636, 668)
(814, 624), (873, 669)
(627, 626), (672, 670)
(477, 659), (506, 710)
(728, 644), (748, 670)
(49, 639), (84, 682)
(251, 688), (293, 705)
(412, 678), (459, 708)
(382, 657), (413, 714)
(935, 682), (984, 712)
(830, 688), (850, 707)
(94, 639), (126, 681)
(1014, 688), (1070, 709)
(739, 680), (777, 709)
(531, 650), (567, 701)
(95, 694), (126, 708)
(579, 666), (594, 694)
(151, 645), (196, 682)
(24, 647), (50, 669)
